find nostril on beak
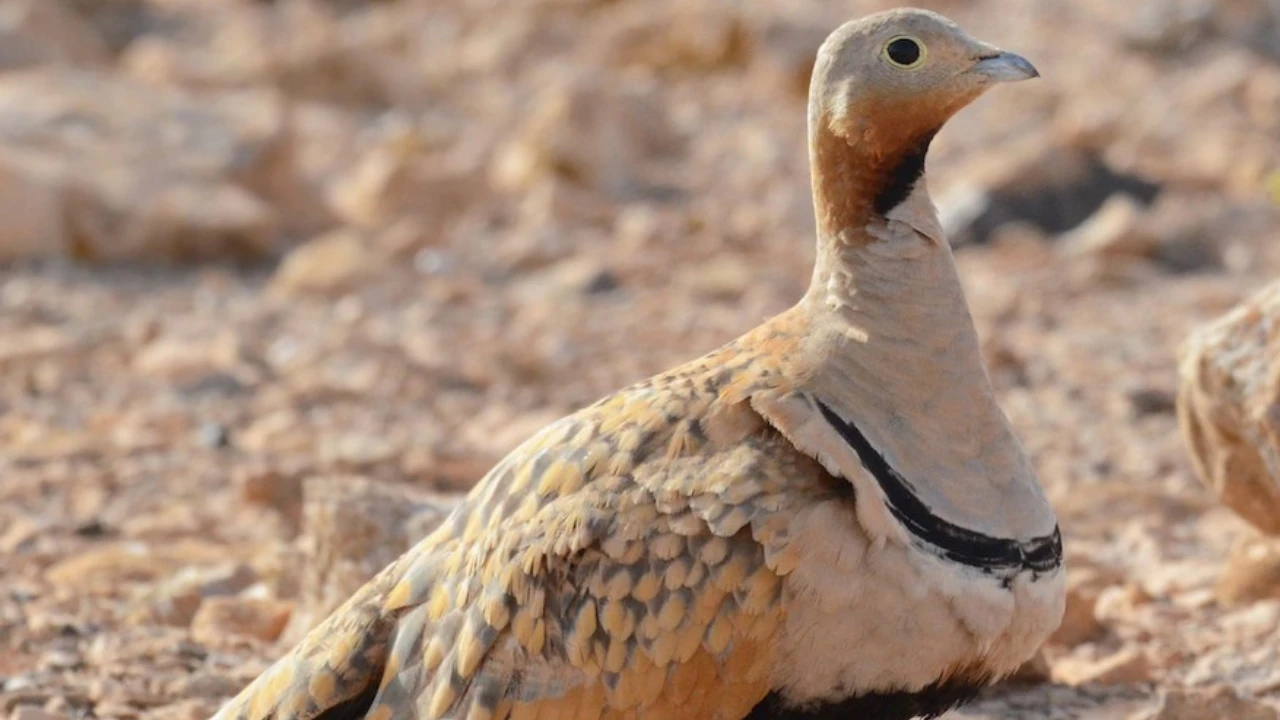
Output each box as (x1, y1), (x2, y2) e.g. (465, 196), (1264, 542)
(972, 51), (1039, 82)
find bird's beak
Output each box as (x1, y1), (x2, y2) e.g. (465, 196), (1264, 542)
(971, 51), (1039, 82)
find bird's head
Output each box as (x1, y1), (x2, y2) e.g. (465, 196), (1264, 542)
(808, 8), (1038, 237)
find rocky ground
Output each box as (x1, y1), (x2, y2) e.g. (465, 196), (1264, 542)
(1, 0), (1280, 718)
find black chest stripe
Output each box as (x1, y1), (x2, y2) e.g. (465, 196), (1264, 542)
(815, 400), (1062, 575)
(745, 680), (985, 720)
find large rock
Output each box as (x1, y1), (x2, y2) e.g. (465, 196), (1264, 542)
(0, 71), (321, 263)
(1178, 281), (1280, 535)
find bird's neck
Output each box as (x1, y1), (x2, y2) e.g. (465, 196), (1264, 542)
(804, 216), (986, 379)
(798, 107), (995, 421)
(808, 110), (940, 240)
(800, 173), (999, 448)
(803, 106), (958, 358)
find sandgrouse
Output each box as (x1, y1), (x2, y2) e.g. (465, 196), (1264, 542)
(213, 8), (1064, 720)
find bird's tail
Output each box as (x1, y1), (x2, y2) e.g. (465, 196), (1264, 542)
(211, 565), (403, 720)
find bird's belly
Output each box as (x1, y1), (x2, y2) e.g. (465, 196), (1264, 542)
(765, 500), (1065, 706)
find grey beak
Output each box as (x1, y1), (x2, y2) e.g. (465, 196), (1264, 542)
(972, 51), (1039, 82)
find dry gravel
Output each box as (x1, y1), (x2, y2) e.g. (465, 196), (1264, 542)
(2, 0), (1280, 718)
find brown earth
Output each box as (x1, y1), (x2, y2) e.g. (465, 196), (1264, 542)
(2, 0), (1280, 719)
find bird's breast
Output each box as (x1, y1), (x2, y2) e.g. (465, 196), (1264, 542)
(764, 497), (1065, 710)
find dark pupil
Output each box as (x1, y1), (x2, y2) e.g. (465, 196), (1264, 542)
(887, 38), (921, 65)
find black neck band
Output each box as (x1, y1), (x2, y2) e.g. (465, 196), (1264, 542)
(871, 130), (938, 216)
(816, 400), (1062, 576)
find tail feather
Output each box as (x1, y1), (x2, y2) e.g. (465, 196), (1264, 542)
(213, 567), (402, 720)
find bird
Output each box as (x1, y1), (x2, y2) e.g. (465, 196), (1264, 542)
(212, 8), (1064, 720)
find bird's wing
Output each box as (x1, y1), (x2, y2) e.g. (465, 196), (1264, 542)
(213, 321), (847, 720)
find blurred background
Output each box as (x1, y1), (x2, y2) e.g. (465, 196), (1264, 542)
(0, 0), (1279, 717)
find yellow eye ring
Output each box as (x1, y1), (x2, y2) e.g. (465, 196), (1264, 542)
(883, 36), (927, 69)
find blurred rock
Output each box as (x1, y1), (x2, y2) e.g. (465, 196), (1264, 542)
(1051, 569), (1110, 647)
(1217, 537), (1280, 605)
(0, 71), (299, 263)
(1178, 281), (1280, 535)
(491, 70), (683, 199)
(0, 328), (75, 368)
(681, 256), (753, 301)
(1121, 0), (1215, 53)
(1058, 193), (1223, 276)
(163, 672), (242, 702)
(318, 433), (399, 470)
(0, 517), (45, 555)
(234, 464), (306, 532)
(243, 1), (394, 109)
(1058, 195), (1161, 262)
(121, 0), (401, 108)
(1215, 0), (1280, 60)
(1136, 686), (1279, 720)
(753, 19), (828, 98)
(9, 708), (68, 720)
(279, 476), (458, 644)
(1005, 650), (1053, 685)
(132, 333), (242, 385)
(128, 564), (257, 627)
(941, 141), (1162, 249)
(190, 597), (292, 645)
(1053, 647), (1153, 686)
(0, 149), (70, 263)
(598, 0), (752, 72)
(233, 103), (338, 241)
(1094, 582), (1155, 627)
(1138, 191), (1237, 273)
(0, 0), (109, 70)
(236, 409), (312, 455)
(45, 545), (176, 591)
(269, 229), (376, 297)
(326, 124), (485, 237)
(1125, 0), (1280, 61)
(61, 0), (153, 55)
(1126, 385), (1179, 418)
(1100, 48), (1280, 195)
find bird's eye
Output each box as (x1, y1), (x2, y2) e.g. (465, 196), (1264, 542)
(884, 36), (926, 68)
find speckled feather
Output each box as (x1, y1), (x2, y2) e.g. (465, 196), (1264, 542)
(214, 312), (845, 720)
